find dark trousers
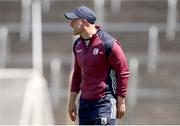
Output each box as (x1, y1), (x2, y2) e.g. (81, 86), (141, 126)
(78, 95), (117, 125)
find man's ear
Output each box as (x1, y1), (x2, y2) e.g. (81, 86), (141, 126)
(83, 19), (89, 26)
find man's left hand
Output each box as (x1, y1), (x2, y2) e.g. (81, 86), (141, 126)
(116, 96), (126, 119)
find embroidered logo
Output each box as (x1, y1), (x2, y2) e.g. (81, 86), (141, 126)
(101, 117), (107, 125)
(93, 48), (99, 55)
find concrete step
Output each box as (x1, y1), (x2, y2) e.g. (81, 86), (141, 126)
(42, 1), (94, 23)
(0, 2), (20, 23)
(7, 31), (180, 56)
(130, 103), (180, 124)
(112, 32), (180, 53)
(105, 0), (168, 23)
(9, 32), (72, 54)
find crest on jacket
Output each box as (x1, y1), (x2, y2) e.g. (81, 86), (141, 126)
(93, 48), (99, 55)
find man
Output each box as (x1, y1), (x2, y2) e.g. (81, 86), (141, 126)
(64, 6), (130, 125)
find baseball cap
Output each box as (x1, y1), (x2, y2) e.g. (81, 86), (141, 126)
(64, 6), (96, 24)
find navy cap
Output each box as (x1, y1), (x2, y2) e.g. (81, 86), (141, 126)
(64, 6), (96, 24)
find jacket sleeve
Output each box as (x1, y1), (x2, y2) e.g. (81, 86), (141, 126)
(108, 41), (130, 97)
(70, 47), (81, 93)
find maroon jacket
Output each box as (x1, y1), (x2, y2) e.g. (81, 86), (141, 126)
(71, 26), (130, 100)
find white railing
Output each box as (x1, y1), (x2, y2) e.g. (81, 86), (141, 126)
(127, 58), (139, 124)
(20, 0), (31, 42)
(94, 0), (105, 26)
(32, 0), (43, 75)
(166, 0), (178, 41)
(50, 58), (61, 107)
(111, 0), (122, 13)
(0, 26), (9, 68)
(147, 26), (159, 73)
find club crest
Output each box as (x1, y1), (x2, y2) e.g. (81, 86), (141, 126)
(93, 48), (99, 55)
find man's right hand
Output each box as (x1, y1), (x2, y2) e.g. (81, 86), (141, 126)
(68, 102), (77, 121)
(68, 92), (78, 121)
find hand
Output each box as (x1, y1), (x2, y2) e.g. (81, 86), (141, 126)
(68, 102), (77, 121)
(116, 102), (125, 119)
(116, 96), (126, 119)
(68, 92), (78, 121)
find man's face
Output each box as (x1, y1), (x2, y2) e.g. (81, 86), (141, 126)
(69, 18), (84, 35)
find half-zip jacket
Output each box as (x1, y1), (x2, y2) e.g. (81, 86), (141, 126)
(71, 26), (130, 100)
